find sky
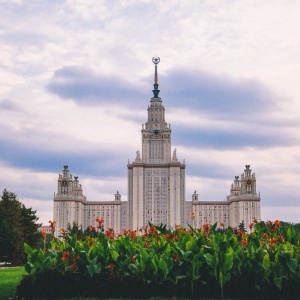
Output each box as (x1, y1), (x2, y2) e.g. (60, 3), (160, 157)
(1, 0), (300, 225)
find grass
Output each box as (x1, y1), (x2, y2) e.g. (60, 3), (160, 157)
(0, 266), (26, 299)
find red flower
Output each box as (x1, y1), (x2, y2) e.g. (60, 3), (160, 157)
(237, 229), (243, 237)
(173, 235), (178, 241)
(278, 235), (285, 243)
(88, 225), (95, 232)
(107, 263), (115, 270)
(220, 222), (225, 228)
(70, 263), (77, 270)
(61, 251), (70, 261)
(130, 230), (136, 239)
(131, 254), (136, 261)
(173, 255), (179, 263)
(41, 230), (47, 237)
(165, 233), (170, 241)
(266, 220), (272, 227)
(202, 223), (210, 232)
(144, 242), (149, 248)
(49, 220), (56, 231)
(241, 239), (248, 246)
(249, 223), (254, 230)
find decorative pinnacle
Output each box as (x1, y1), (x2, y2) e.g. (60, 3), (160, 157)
(152, 56), (160, 84)
(152, 56), (160, 98)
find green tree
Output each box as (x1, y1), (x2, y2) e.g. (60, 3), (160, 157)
(0, 189), (41, 265)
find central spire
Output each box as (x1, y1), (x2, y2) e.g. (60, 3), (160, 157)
(152, 56), (160, 98)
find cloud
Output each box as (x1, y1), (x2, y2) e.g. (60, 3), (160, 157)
(47, 66), (148, 108)
(47, 65), (281, 120)
(0, 99), (23, 111)
(160, 68), (279, 118)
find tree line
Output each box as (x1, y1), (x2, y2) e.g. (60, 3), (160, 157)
(0, 189), (41, 265)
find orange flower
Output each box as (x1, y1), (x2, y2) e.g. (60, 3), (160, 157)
(190, 211), (195, 220)
(274, 220), (280, 227)
(278, 235), (285, 243)
(95, 218), (104, 229)
(270, 237), (277, 247)
(165, 233), (170, 241)
(144, 241), (149, 248)
(220, 222), (225, 228)
(41, 230), (47, 237)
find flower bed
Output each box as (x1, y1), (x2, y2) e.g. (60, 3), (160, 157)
(17, 220), (300, 299)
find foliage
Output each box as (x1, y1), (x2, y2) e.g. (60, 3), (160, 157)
(0, 189), (41, 265)
(0, 266), (26, 298)
(18, 220), (300, 299)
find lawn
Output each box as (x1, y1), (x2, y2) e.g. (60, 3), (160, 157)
(0, 266), (26, 299)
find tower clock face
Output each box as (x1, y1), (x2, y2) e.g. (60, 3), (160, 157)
(62, 180), (68, 186)
(246, 179), (251, 186)
(153, 129), (159, 135)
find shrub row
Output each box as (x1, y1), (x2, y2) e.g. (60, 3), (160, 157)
(17, 221), (300, 299)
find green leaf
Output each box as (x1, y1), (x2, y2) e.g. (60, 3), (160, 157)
(274, 276), (282, 289)
(158, 257), (167, 271)
(23, 243), (33, 256)
(110, 249), (119, 262)
(286, 227), (295, 243)
(150, 258), (158, 273)
(223, 247), (234, 273)
(176, 275), (187, 283)
(186, 238), (197, 252)
(87, 262), (101, 278)
(263, 253), (270, 271)
(219, 270), (224, 288)
(286, 257), (298, 273)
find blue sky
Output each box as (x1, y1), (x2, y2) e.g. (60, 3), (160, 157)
(1, 0), (300, 225)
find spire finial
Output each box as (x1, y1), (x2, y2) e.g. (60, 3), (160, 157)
(152, 56), (160, 84)
(152, 56), (160, 98)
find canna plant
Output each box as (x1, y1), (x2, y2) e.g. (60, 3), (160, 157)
(20, 219), (300, 299)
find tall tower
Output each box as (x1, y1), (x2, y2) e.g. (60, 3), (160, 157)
(127, 58), (186, 230)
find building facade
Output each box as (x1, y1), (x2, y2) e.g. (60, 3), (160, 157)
(53, 59), (261, 236)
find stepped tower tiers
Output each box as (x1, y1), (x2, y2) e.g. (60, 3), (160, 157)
(127, 57), (186, 230)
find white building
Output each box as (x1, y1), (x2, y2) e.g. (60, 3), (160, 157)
(53, 58), (260, 236)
